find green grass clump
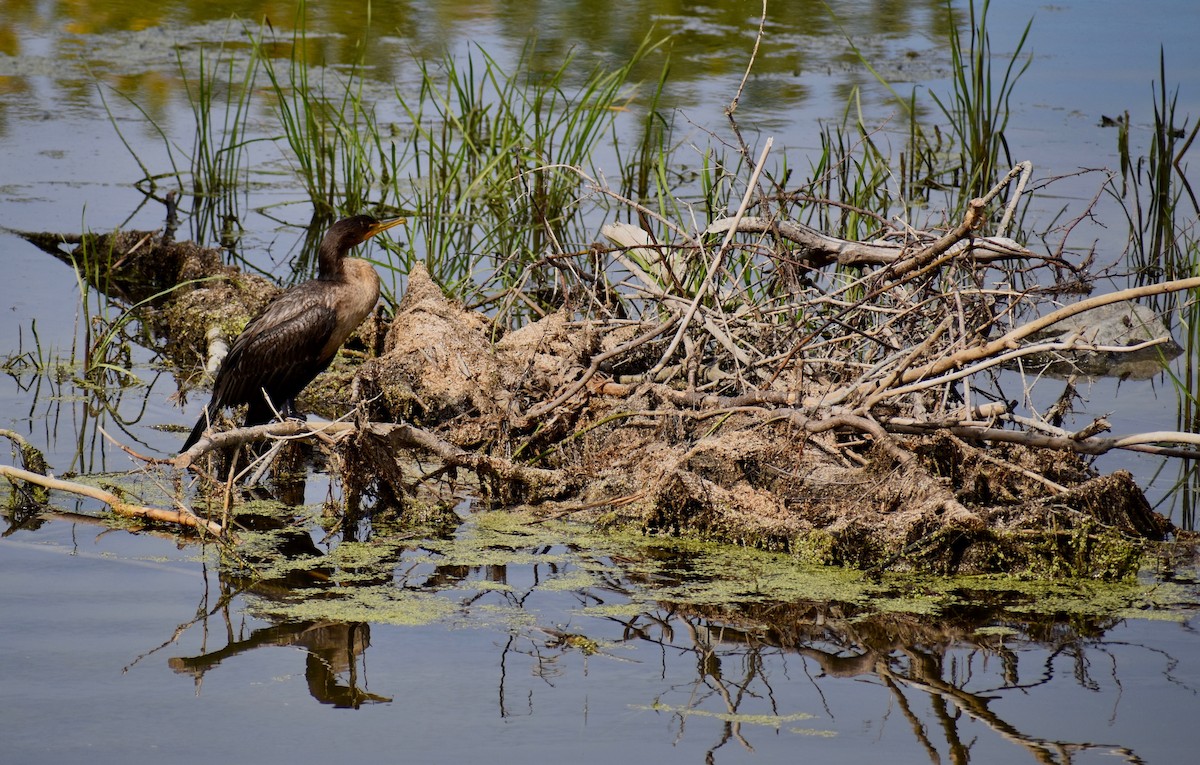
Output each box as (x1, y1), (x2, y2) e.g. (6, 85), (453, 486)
(387, 36), (663, 305)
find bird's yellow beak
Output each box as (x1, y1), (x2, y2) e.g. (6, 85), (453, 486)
(366, 217), (406, 240)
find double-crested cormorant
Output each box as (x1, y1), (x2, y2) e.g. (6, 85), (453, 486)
(181, 215), (404, 451)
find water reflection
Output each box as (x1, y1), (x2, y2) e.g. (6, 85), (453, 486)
(98, 500), (1193, 761)
(0, 0), (954, 130)
(155, 504), (393, 708)
(3, 348), (173, 474)
(3, 2), (1199, 761)
(169, 620), (388, 708)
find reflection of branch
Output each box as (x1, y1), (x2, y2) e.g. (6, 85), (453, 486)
(880, 674), (944, 764)
(125, 572), (244, 674)
(880, 646), (1145, 764)
(659, 605), (1154, 763)
(680, 619), (756, 755)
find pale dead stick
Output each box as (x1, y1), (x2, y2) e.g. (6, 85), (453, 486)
(0, 464), (225, 537)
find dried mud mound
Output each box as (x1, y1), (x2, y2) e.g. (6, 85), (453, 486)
(351, 266), (1172, 580)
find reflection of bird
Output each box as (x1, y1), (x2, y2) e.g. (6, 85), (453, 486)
(182, 215), (404, 451)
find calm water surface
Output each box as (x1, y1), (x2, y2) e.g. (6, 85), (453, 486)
(2, 1), (1199, 762)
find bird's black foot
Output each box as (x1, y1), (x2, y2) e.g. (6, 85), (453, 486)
(281, 401), (308, 422)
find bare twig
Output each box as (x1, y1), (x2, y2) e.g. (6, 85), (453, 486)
(1, 464), (225, 537)
(648, 137), (774, 378)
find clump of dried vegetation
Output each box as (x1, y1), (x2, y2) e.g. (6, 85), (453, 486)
(6, 2), (1199, 579)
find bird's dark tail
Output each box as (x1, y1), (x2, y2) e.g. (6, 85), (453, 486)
(181, 404), (214, 453)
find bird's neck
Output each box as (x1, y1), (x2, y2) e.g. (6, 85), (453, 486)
(317, 249), (350, 281)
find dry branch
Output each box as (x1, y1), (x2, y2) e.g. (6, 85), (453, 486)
(173, 419), (350, 468)
(174, 418), (567, 500)
(704, 217), (1037, 270)
(891, 276), (1200, 388)
(1, 464), (225, 537)
(882, 418), (1200, 458)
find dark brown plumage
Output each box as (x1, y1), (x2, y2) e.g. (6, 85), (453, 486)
(181, 215), (404, 451)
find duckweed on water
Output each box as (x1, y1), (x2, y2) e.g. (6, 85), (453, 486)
(245, 586), (457, 627)
(640, 703), (826, 731)
(15, 477), (1195, 629)
(537, 569), (603, 592)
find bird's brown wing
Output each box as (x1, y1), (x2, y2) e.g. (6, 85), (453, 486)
(211, 284), (338, 418)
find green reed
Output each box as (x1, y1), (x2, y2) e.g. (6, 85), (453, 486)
(1106, 51), (1199, 528)
(385, 36), (662, 311)
(252, 25), (386, 219)
(97, 29), (263, 247)
(181, 39), (264, 245)
(805, 98), (894, 242)
(817, 0), (1027, 227)
(67, 230), (135, 388)
(930, 0), (1031, 210)
(1119, 52), (1199, 280)
(182, 44), (259, 199)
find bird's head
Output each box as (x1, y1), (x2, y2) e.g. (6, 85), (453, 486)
(324, 215), (407, 253)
